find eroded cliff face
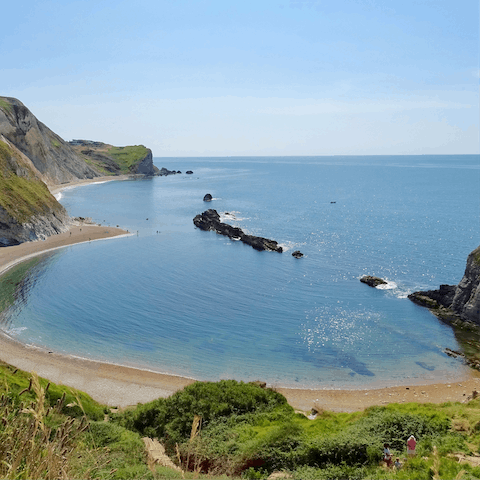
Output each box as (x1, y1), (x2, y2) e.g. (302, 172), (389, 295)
(133, 149), (156, 175)
(409, 246), (480, 325)
(0, 97), (100, 185)
(0, 136), (69, 246)
(451, 247), (480, 323)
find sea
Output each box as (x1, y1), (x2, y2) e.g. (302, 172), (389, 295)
(1, 155), (479, 390)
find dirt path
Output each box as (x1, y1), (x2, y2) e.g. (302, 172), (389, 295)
(142, 437), (182, 473)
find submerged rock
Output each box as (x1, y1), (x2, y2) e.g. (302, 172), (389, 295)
(292, 250), (303, 258)
(203, 193), (213, 202)
(193, 209), (282, 253)
(186, 170), (193, 174)
(360, 276), (387, 287)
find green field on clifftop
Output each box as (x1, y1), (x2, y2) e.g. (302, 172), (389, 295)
(107, 145), (149, 173)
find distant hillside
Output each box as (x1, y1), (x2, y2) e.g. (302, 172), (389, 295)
(69, 139), (159, 176)
(0, 96), (157, 246)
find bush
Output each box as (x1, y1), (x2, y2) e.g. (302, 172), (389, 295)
(116, 380), (289, 445)
(301, 432), (373, 467)
(351, 406), (450, 451)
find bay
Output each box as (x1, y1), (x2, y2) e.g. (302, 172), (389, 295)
(1, 155), (479, 389)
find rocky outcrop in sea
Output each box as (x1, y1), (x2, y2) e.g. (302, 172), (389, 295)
(360, 276), (387, 287)
(408, 245), (480, 325)
(193, 209), (283, 253)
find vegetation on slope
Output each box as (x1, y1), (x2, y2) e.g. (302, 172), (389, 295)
(0, 140), (59, 223)
(70, 142), (150, 175)
(0, 98), (13, 114)
(114, 380), (480, 479)
(3, 361), (480, 479)
(106, 145), (149, 173)
(0, 361), (156, 479)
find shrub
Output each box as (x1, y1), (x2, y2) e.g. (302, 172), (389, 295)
(116, 380), (289, 445)
(351, 406), (450, 451)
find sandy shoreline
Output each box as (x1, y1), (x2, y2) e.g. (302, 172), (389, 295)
(0, 178), (479, 412)
(48, 174), (133, 195)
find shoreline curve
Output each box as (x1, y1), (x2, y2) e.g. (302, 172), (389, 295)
(0, 181), (479, 411)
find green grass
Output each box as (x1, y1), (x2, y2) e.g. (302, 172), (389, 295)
(0, 98), (13, 114)
(114, 382), (480, 478)
(107, 145), (149, 173)
(3, 364), (480, 478)
(0, 365), (158, 479)
(0, 361), (105, 420)
(0, 140), (59, 223)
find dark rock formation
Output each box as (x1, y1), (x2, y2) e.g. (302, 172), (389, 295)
(157, 167), (179, 176)
(360, 275), (387, 287)
(408, 246), (480, 325)
(193, 209), (283, 253)
(132, 149), (156, 175)
(186, 170), (193, 174)
(292, 250), (303, 258)
(203, 193), (213, 202)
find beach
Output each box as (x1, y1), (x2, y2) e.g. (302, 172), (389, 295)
(1, 230), (479, 412)
(0, 175), (479, 412)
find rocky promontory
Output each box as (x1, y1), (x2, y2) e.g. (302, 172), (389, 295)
(0, 96), (157, 246)
(408, 246), (480, 325)
(193, 209), (283, 252)
(69, 140), (158, 176)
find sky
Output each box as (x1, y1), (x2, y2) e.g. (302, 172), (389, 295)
(1, 0), (479, 156)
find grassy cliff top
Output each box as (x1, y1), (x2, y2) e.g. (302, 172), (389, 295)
(69, 142), (150, 175)
(0, 140), (60, 223)
(106, 145), (149, 172)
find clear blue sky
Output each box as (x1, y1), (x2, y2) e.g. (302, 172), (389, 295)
(2, 0), (478, 156)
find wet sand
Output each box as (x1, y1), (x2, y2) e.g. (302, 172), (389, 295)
(0, 179), (479, 412)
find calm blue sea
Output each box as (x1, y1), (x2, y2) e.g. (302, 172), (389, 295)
(1, 155), (479, 389)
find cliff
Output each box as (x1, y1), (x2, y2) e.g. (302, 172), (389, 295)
(0, 96), (157, 246)
(0, 136), (69, 246)
(409, 246), (480, 326)
(0, 97), (100, 186)
(68, 140), (158, 176)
